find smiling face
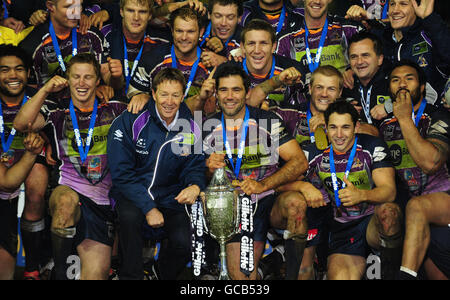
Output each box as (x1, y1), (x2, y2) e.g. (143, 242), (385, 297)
(304, 0), (332, 21)
(327, 112), (357, 153)
(349, 38), (383, 86)
(309, 73), (342, 114)
(217, 75), (248, 119)
(67, 62), (100, 108)
(152, 79), (184, 125)
(388, 0), (417, 30)
(242, 29), (276, 75)
(210, 2), (240, 41)
(0, 56), (28, 100)
(120, 0), (152, 38)
(172, 16), (201, 59)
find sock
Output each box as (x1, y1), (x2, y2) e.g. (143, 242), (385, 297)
(380, 231), (403, 280)
(21, 218), (45, 272)
(51, 227), (76, 280)
(284, 233), (307, 280)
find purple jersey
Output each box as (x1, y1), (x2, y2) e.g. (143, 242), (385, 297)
(305, 134), (393, 223)
(379, 104), (450, 197)
(0, 93), (34, 200)
(41, 99), (127, 205)
(276, 15), (362, 82)
(19, 21), (109, 100)
(272, 102), (311, 147)
(203, 106), (293, 202)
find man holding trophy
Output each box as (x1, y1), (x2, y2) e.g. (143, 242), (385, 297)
(202, 63), (309, 280)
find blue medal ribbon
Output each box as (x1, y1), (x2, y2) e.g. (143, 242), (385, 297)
(329, 137), (358, 208)
(304, 18), (328, 73)
(69, 98), (98, 164)
(276, 5), (286, 35)
(413, 98), (427, 127)
(306, 102), (315, 143)
(221, 107), (250, 179)
(49, 21), (78, 73)
(171, 45), (201, 99)
(123, 36), (145, 93)
(359, 85), (373, 124)
(382, 1), (389, 19)
(0, 95), (27, 153)
(199, 22), (212, 48)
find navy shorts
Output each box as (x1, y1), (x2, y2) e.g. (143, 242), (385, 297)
(74, 193), (115, 248)
(328, 215), (372, 257)
(0, 198), (18, 257)
(229, 193), (276, 243)
(306, 204), (332, 248)
(427, 225), (450, 278)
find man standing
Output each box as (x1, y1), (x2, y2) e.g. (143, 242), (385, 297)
(127, 6), (211, 115)
(0, 45), (50, 280)
(18, 0), (111, 100)
(276, 0), (362, 87)
(107, 68), (206, 280)
(104, 0), (171, 97)
(200, 0), (243, 68)
(203, 63), (309, 280)
(343, 31), (392, 127)
(240, 0), (304, 37)
(14, 53), (127, 280)
(238, 19), (308, 109)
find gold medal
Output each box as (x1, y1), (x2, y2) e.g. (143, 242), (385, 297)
(314, 126), (328, 150)
(232, 180), (240, 187)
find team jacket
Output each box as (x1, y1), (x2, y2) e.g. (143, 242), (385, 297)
(372, 12), (450, 98)
(107, 100), (206, 215)
(342, 67), (392, 128)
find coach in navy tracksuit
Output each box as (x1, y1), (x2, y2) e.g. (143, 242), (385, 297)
(107, 68), (206, 280)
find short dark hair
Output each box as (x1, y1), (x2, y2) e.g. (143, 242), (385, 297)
(389, 59), (427, 89)
(208, 0), (244, 16)
(152, 68), (186, 93)
(0, 44), (32, 72)
(241, 19), (276, 45)
(66, 53), (101, 80)
(214, 62), (250, 94)
(324, 99), (360, 126)
(348, 31), (383, 56)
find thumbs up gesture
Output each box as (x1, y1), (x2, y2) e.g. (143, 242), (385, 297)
(338, 176), (365, 207)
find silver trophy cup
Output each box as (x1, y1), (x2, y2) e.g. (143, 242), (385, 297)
(203, 167), (240, 280)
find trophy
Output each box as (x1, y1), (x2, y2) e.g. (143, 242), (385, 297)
(203, 167), (240, 280)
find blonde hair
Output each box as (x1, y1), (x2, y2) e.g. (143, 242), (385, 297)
(310, 65), (344, 91)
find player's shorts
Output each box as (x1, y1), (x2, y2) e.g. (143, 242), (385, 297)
(306, 204), (332, 248)
(328, 214), (373, 257)
(426, 225), (450, 278)
(74, 192), (115, 248)
(229, 193), (276, 243)
(0, 198), (18, 257)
